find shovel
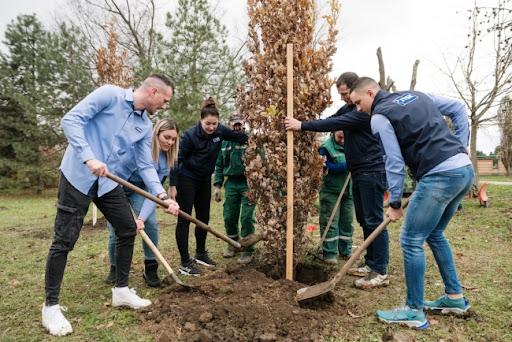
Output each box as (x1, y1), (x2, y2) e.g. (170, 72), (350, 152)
(107, 173), (242, 249)
(312, 173), (351, 260)
(296, 197), (410, 302)
(139, 230), (192, 288)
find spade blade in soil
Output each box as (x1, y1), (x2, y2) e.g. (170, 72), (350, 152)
(168, 273), (195, 289)
(237, 233), (263, 251)
(296, 198), (409, 302)
(296, 280), (336, 301)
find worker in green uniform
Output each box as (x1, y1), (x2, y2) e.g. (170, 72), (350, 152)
(213, 112), (256, 264)
(318, 130), (354, 264)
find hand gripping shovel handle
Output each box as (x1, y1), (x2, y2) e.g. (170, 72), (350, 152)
(315, 172), (351, 257)
(297, 197), (410, 301)
(139, 230), (191, 287)
(106, 174), (241, 248)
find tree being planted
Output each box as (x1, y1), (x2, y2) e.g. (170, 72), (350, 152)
(238, 0), (340, 278)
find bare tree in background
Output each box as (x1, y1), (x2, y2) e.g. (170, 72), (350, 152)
(497, 96), (512, 176)
(67, 0), (157, 79)
(443, 0), (512, 184)
(376, 47), (420, 91)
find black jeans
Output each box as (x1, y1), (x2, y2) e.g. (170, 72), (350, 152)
(45, 174), (137, 305)
(175, 174), (211, 264)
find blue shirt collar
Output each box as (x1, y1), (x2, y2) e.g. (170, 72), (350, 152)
(124, 88), (143, 116)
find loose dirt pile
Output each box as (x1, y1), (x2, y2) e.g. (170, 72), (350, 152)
(140, 264), (358, 342)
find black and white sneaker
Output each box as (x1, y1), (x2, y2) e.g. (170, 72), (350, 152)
(178, 260), (202, 276)
(194, 251), (217, 269)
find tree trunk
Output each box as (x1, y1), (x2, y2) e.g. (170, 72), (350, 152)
(470, 119), (479, 185)
(409, 60), (420, 90)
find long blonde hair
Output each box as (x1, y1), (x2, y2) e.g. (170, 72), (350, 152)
(151, 118), (179, 168)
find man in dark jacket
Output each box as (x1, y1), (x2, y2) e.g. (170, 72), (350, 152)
(285, 72), (389, 289)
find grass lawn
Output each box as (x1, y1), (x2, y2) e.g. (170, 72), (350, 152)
(479, 174), (512, 182)
(0, 184), (511, 341)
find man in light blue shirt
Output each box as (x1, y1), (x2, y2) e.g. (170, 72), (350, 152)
(42, 74), (180, 337)
(350, 77), (473, 329)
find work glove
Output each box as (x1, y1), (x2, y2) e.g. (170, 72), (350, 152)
(214, 186), (222, 202)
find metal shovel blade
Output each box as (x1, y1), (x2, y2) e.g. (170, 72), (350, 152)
(139, 230), (194, 289)
(296, 279), (337, 301)
(237, 233), (264, 251)
(296, 198), (409, 302)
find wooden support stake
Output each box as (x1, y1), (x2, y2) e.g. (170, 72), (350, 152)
(286, 43), (294, 280)
(92, 204), (98, 226)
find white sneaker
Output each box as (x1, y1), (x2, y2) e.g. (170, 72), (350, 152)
(354, 272), (390, 289)
(347, 263), (371, 277)
(112, 287), (151, 309)
(42, 303), (73, 336)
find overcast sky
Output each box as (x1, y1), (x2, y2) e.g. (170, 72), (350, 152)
(0, 0), (501, 153)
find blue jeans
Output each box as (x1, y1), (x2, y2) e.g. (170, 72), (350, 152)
(107, 182), (158, 265)
(401, 165), (473, 309)
(352, 172), (388, 274)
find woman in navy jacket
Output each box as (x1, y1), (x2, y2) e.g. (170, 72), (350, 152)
(169, 97), (248, 276)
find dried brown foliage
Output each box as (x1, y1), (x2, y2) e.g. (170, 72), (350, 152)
(96, 17), (133, 87)
(238, 0), (340, 277)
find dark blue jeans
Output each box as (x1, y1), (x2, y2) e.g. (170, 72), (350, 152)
(45, 174), (137, 305)
(352, 172), (388, 275)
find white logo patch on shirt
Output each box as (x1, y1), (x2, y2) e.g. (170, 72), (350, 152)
(213, 137), (221, 143)
(393, 93), (418, 106)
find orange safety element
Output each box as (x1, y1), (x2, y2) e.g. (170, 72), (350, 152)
(477, 183), (490, 208)
(383, 190), (390, 206)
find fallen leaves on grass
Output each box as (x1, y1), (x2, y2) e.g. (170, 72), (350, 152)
(347, 310), (361, 318)
(95, 321), (114, 329)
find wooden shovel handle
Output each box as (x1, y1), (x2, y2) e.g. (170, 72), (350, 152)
(331, 197), (410, 285)
(316, 172), (351, 255)
(106, 173), (241, 248)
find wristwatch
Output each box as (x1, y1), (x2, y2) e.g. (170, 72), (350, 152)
(389, 201), (402, 209)
(159, 195), (170, 201)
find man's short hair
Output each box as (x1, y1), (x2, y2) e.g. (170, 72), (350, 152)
(336, 72), (359, 89)
(350, 77), (379, 94)
(145, 73), (174, 93)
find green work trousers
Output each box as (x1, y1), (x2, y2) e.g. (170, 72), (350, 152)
(223, 177), (256, 255)
(319, 188), (354, 259)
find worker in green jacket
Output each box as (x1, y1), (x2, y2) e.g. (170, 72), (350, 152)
(318, 130), (354, 264)
(213, 112), (255, 264)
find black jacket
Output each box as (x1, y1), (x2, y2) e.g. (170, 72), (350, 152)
(302, 104), (385, 176)
(169, 123), (248, 185)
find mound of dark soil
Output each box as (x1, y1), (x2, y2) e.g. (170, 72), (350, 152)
(140, 264), (357, 342)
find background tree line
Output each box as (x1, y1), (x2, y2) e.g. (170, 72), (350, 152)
(0, 0), (244, 193)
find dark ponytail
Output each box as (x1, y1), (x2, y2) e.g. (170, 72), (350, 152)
(200, 97), (220, 119)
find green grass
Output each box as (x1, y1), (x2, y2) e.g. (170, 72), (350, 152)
(479, 174), (512, 182)
(1, 185), (511, 341)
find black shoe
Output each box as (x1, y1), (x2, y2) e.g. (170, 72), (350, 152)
(194, 251), (217, 268)
(143, 259), (161, 287)
(105, 265), (116, 284)
(179, 260), (202, 276)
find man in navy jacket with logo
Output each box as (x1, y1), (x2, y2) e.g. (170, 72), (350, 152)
(350, 77), (472, 329)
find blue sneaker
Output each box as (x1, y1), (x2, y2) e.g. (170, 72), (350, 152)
(376, 305), (429, 329)
(424, 294), (470, 315)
